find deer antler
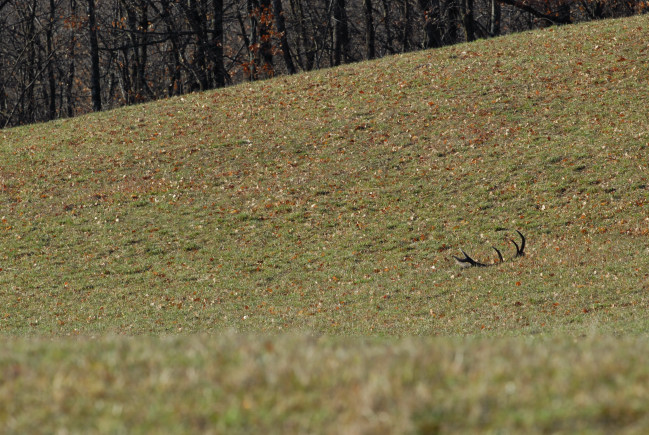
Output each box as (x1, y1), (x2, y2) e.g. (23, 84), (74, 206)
(453, 230), (525, 268)
(453, 249), (488, 268)
(453, 246), (504, 268)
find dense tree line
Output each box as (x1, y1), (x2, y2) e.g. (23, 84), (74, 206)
(0, 0), (645, 128)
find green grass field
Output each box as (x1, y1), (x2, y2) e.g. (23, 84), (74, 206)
(1, 14), (649, 433)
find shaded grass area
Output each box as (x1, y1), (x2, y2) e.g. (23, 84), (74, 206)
(3, 334), (649, 434)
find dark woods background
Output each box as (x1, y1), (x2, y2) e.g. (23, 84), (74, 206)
(0, 0), (645, 128)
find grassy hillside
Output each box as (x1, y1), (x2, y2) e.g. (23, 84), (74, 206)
(1, 14), (649, 432)
(2, 16), (648, 337)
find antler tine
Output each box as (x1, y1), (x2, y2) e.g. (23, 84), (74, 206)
(452, 250), (474, 268)
(453, 249), (488, 268)
(511, 230), (525, 257)
(492, 246), (504, 263)
(515, 230), (525, 256)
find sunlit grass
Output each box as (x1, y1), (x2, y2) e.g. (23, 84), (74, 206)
(0, 14), (648, 432)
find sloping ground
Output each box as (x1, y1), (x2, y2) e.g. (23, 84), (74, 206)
(1, 12), (649, 434)
(2, 16), (648, 336)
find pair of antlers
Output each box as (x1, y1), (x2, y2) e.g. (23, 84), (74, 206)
(453, 230), (526, 268)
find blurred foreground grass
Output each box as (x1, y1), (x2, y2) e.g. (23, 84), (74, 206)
(2, 334), (649, 434)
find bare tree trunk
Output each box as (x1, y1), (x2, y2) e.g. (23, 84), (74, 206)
(462, 0), (476, 41)
(125, 1), (144, 101)
(259, 0), (274, 76)
(380, 0), (394, 54)
(47, 0), (57, 120)
(332, 0), (349, 65)
(66, 0), (77, 117)
(289, 0), (315, 70)
(244, 0), (258, 79)
(489, 0), (501, 36)
(0, 0), (5, 123)
(0, 65), (5, 126)
(444, 0), (460, 44)
(186, 0), (209, 90)
(363, 0), (376, 59)
(136, 2), (149, 99)
(87, 0), (102, 111)
(556, 1), (571, 24)
(26, 0), (38, 123)
(418, 0), (442, 48)
(156, 0), (182, 95)
(401, 0), (412, 52)
(213, 0), (226, 87)
(274, 0), (296, 74)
